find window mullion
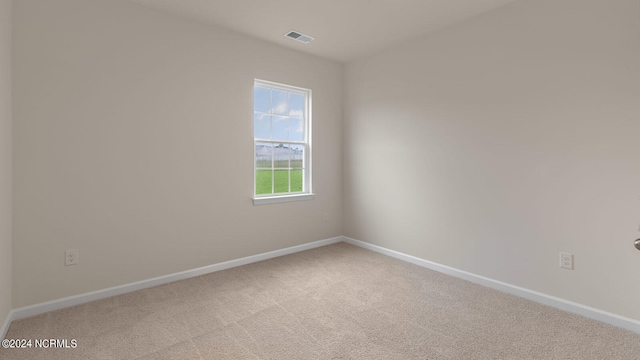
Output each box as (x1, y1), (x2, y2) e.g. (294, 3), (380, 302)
(270, 88), (274, 195)
(271, 143), (275, 194)
(254, 139), (306, 145)
(288, 146), (291, 193)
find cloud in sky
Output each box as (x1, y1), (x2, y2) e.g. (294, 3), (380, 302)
(254, 86), (306, 141)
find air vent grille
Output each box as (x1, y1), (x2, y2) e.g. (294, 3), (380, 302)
(284, 30), (315, 44)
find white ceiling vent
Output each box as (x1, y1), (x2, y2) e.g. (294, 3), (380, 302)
(284, 30), (315, 44)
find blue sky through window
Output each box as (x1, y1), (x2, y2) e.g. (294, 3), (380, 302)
(254, 86), (270, 113)
(271, 89), (289, 115)
(254, 113), (270, 139)
(254, 86), (305, 141)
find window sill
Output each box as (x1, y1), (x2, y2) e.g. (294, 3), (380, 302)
(253, 193), (315, 205)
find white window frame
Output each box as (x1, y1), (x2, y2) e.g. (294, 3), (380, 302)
(253, 79), (314, 205)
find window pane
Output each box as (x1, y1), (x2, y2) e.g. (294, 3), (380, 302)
(255, 142), (272, 168)
(273, 169), (290, 193)
(291, 169), (303, 192)
(271, 89), (289, 115)
(272, 115), (288, 141)
(273, 144), (290, 169)
(290, 144), (303, 168)
(254, 113), (270, 139)
(254, 86), (271, 113)
(289, 118), (304, 141)
(254, 80), (310, 198)
(289, 93), (304, 117)
(256, 169), (273, 195)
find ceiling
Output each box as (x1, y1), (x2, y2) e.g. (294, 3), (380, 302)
(128, 0), (519, 63)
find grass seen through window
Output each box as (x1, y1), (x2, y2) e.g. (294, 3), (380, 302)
(256, 169), (303, 195)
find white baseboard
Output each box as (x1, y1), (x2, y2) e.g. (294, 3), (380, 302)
(342, 236), (640, 334)
(7, 236), (343, 326)
(1, 309), (14, 340)
(5, 235), (639, 338)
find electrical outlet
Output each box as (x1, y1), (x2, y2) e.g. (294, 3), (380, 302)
(559, 252), (573, 270)
(65, 249), (79, 266)
(323, 212), (329, 222)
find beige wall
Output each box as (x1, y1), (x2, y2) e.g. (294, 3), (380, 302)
(344, 0), (640, 320)
(10, 0), (640, 323)
(0, 0), (12, 324)
(13, 0), (343, 307)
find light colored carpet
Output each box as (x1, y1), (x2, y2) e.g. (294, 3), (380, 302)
(2, 242), (639, 359)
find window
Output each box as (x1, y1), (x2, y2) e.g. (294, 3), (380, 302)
(253, 80), (313, 205)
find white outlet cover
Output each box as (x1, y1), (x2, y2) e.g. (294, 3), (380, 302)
(65, 249), (79, 266)
(559, 252), (573, 270)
